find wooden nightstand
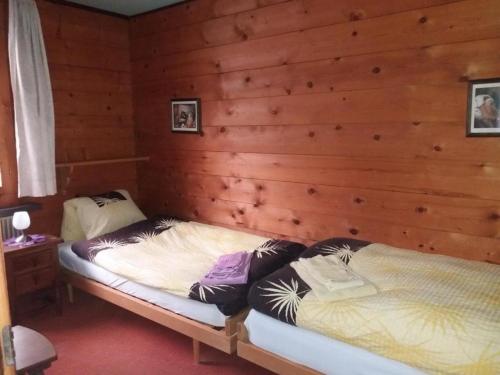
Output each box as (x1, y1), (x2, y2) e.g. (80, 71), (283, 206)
(4, 236), (63, 321)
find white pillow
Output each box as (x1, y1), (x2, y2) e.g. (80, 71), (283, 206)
(60, 200), (86, 242)
(65, 189), (146, 239)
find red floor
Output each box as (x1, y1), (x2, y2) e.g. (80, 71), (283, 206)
(19, 291), (272, 375)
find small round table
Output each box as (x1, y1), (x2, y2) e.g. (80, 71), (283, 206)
(13, 326), (57, 375)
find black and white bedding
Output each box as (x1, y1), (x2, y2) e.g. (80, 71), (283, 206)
(71, 216), (306, 315)
(248, 237), (370, 323)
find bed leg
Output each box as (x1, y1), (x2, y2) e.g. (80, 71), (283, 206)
(192, 339), (201, 364)
(66, 283), (74, 304)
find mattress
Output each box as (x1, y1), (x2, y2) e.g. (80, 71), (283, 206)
(58, 242), (228, 327)
(244, 309), (425, 375)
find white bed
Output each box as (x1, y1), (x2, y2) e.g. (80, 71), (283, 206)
(58, 242), (227, 327)
(243, 309), (425, 375)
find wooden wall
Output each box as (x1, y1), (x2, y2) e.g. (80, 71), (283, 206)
(131, 0), (500, 262)
(0, 0), (137, 234)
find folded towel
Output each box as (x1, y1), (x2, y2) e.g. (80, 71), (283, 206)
(291, 255), (378, 301)
(200, 251), (253, 285)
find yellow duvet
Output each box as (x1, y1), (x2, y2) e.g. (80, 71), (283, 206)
(295, 244), (500, 374)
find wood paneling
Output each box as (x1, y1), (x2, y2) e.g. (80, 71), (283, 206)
(131, 0), (500, 82)
(132, 0), (500, 262)
(0, 0), (137, 235)
(131, 0), (459, 60)
(132, 37), (500, 101)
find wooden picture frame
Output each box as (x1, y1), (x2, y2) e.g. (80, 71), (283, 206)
(171, 98), (201, 133)
(466, 78), (500, 137)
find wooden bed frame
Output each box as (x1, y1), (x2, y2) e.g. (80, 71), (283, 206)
(61, 268), (248, 362)
(237, 323), (320, 375)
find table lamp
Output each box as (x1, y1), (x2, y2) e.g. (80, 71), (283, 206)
(12, 211), (31, 243)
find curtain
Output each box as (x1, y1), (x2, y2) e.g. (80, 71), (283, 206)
(8, 0), (56, 197)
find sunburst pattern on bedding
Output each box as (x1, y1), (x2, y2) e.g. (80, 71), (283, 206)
(248, 238), (500, 375)
(259, 278), (308, 324)
(71, 217), (307, 315)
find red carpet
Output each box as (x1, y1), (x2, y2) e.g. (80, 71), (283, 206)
(19, 291), (272, 375)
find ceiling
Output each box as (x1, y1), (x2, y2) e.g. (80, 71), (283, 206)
(65, 0), (186, 16)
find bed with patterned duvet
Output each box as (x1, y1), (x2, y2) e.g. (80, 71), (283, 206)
(247, 237), (500, 374)
(70, 216), (306, 316)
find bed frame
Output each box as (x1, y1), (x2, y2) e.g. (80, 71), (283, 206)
(61, 268), (248, 362)
(237, 322), (320, 375)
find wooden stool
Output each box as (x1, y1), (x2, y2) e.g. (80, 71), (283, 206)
(12, 326), (57, 375)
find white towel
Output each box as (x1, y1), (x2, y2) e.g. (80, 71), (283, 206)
(292, 255), (378, 301)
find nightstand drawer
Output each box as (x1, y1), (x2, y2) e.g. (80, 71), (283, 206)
(11, 249), (54, 273)
(14, 267), (55, 296)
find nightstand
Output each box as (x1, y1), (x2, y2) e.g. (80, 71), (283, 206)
(4, 235), (63, 321)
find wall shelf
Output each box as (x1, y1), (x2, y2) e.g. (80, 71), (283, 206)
(56, 156), (149, 168)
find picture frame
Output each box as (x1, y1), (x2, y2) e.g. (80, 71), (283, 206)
(466, 78), (500, 137)
(171, 98), (201, 133)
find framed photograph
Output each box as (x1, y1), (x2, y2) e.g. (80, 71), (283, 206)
(171, 98), (201, 133)
(467, 78), (500, 137)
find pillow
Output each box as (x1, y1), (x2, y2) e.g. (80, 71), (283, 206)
(60, 200), (87, 242)
(65, 189), (146, 239)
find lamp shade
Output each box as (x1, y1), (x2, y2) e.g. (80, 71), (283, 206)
(12, 211), (30, 231)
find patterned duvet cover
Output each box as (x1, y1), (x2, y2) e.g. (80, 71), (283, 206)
(71, 217), (306, 315)
(249, 238), (500, 374)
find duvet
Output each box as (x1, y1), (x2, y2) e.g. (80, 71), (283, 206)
(248, 238), (500, 374)
(71, 217), (306, 315)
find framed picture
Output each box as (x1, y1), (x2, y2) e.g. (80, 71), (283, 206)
(467, 78), (500, 137)
(171, 98), (201, 133)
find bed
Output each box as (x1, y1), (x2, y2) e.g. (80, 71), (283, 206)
(238, 237), (500, 374)
(58, 190), (306, 361)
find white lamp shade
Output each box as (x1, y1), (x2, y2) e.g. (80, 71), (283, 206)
(12, 211), (30, 231)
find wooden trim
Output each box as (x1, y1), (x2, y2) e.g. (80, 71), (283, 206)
(55, 156), (149, 168)
(225, 308), (249, 336)
(237, 323), (320, 375)
(44, 0), (129, 19)
(61, 269), (242, 354)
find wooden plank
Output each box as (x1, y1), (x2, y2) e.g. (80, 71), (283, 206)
(56, 126), (134, 140)
(53, 90), (133, 117)
(140, 151), (500, 201)
(131, 0), (500, 81)
(130, 0), (289, 38)
(50, 64), (132, 94)
(56, 138), (136, 160)
(136, 85), (467, 126)
(131, 0), (459, 60)
(38, 1), (129, 48)
(132, 38), (500, 101)
(139, 171), (500, 238)
(45, 40), (130, 72)
(136, 121), (500, 163)
(54, 114), (134, 129)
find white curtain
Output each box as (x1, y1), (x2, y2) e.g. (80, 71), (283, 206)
(8, 0), (56, 197)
